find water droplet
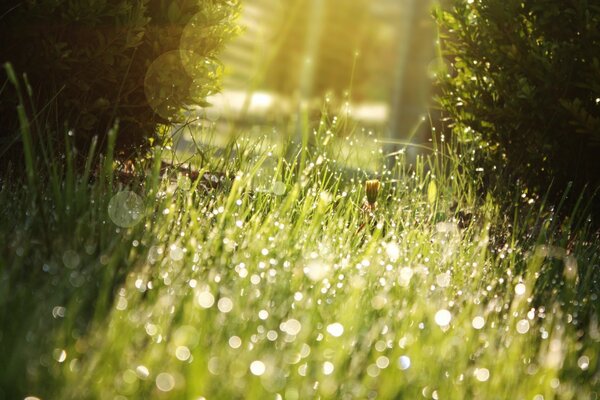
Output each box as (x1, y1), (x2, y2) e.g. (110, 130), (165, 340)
(435, 309), (452, 327)
(229, 336), (242, 349)
(272, 181), (286, 196)
(436, 272), (451, 288)
(385, 242), (400, 261)
(376, 356), (390, 369)
(399, 267), (413, 287)
(516, 319), (530, 334)
(156, 372), (175, 392)
(472, 316), (485, 330)
(108, 191), (144, 228)
(53, 348), (67, 363)
(250, 360), (266, 376)
(323, 361), (334, 375)
(474, 368), (490, 382)
(326, 323), (344, 337)
(578, 355), (590, 370)
(196, 291), (215, 308)
(175, 346), (191, 361)
(281, 319), (302, 336)
(136, 365), (150, 379)
(217, 297), (233, 313)
(303, 260), (330, 282)
(258, 310), (269, 320)
(371, 295), (388, 310)
(169, 245), (184, 261)
(515, 283), (526, 296)
(398, 355), (411, 370)
(52, 306), (66, 319)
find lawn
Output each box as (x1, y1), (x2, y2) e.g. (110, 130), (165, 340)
(1, 115), (599, 399)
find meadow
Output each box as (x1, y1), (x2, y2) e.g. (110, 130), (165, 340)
(1, 107), (599, 399)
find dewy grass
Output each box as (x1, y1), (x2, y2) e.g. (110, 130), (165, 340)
(1, 105), (599, 399)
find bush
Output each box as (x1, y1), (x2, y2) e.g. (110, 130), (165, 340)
(0, 0), (239, 156)
(435, 0), (600, 197)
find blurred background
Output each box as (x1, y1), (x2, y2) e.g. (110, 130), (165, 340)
(187, 0), (439, 161)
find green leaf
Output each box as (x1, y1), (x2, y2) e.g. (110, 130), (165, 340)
(428, 180), (437, 205)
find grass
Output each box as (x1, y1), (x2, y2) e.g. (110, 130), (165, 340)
(1, 99), (599, 400)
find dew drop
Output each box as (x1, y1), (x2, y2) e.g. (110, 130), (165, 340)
(175, 346), (191, 361)
(217, 297), (233, 313)
(516, 319), (530, 334)
(155, 372), (175, 392)
(281, 318), (302, 336)
(326, 323), (344, 337)
(578, 355), (590, 370)
(272, 181), (286, 196)
(474, 368), (490, 382)
(229, 336), (242, 349)
(435, 309), (452, 327)
(398, 355), (411, 370)
(136, 365), (150, 379)
(323, 361), (334, 375)
(250, 360), (266, 376)
(196, 291), (215, 308)
(472, 316), (485, 330)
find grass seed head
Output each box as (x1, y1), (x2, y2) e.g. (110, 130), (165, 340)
(365, 179), (380, 205)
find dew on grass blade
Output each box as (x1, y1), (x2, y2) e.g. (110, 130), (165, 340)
(398, 355), (411, 370)
(53, 348), (67, 363)
(376, 356), (390, 369)
(136, 365), (150, 379)
(323, 361), (334, 375)
(229, 336), (242, 349)
(272, 181), (286, 196)
(250, 360), (266, 376)
(326, 323), (344, 337)
(169, 244), (184, 261)
(398, 267), (413, 287)
(436, 272), (451, 288)
(217, 297), (233, 313)
(52, 306), (66, 319)
(196, 291), (215, 308)
(303, 260), (331, 282)
(435, 309), (452, 327)
(108, 191), (144, 228)
(175, 346), (191, 361)
(578, 355), (590, 370)
(281, 318), (302, 336)
(516, 319), (530, 334)
(385, 242), (400, 261)
(472, 316), (485, 330)
(474, 368), (490, 382)
(155, 372), (175, 392)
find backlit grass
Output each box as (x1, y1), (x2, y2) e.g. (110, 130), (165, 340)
(1, 117), (599, 399)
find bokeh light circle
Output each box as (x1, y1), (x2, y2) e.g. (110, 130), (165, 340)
(144, 50), (205, 121)
(108, 191), (144, 228)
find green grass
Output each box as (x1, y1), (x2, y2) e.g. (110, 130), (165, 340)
(1, 107), (599, 399)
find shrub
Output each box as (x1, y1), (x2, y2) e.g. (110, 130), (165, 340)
(0, 0), (239, 156)
(435, 0), (600, 198)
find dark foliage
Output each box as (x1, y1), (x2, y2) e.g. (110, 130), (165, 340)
(0, 0), (238, 156)
(435, 0), (600, 200)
